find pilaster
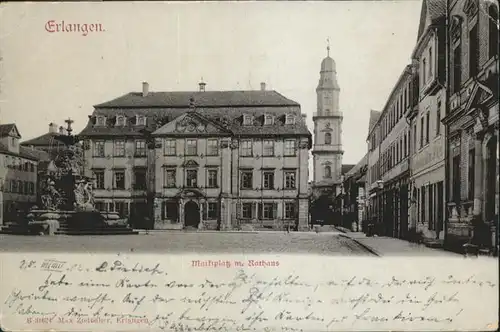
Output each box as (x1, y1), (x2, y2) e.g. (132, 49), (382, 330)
(473, 135), (484, 216)
(297, 198), (310, 231)
(153, 197), (162, 229)
(179, 198), (185, 227)
(220, 139), (232, 196)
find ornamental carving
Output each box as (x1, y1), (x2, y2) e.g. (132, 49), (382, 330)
(230, 140), (239, 149)
(474, 107), (489, 130)
(175, 117), (207, 133)
(463, 0), (478, 18)
(450, 15), (463, 42)
(299, 140), (309, 149)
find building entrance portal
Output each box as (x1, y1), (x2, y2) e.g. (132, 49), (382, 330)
(184, 201), (200, 228)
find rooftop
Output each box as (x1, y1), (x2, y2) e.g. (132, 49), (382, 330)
(94, 90), (300, 108)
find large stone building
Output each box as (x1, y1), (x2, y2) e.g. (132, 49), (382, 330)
(365, 110), (382, 232)
(408, 0), (447, 241)
(310, 46), (345, 224)
(442, 0), (498, 249)
(79, 82), (312, 231)
(0, 124), (45, 225)
(367, 66), (413, 238)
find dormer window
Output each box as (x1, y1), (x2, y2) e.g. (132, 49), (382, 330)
(264, 114), (274, 125)
(116, 116), (126, 127)
(96, 116), (106, 126)
(285, 114), (295, 125)
(136, 115), (146, 126)
(243, 114), (253, 126)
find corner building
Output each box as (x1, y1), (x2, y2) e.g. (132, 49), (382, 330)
(79, 82), (312, 231)
(443, 0), (498, 249)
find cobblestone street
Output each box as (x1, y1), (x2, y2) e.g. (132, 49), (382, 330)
(0, 231), (374, 256)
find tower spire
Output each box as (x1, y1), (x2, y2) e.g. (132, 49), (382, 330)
(326, 38), (330, 57)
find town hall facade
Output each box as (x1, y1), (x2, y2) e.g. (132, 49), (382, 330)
(78, 81), (312, 231)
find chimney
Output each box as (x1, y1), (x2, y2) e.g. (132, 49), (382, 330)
(260, 82), (266, 91)
(48, 123), (57, 133)
(142, 81), (149, 97)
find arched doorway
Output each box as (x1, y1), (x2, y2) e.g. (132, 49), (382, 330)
(184, 201), (200, 228)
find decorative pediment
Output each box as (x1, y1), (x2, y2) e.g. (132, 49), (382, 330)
(175, 188), (206, 199)
(152, 112), (230, 136)
(182, 160), (199, 168)
(465, 80), (494, 117)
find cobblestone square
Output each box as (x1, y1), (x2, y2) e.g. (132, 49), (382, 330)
(0, 231), (375, 255)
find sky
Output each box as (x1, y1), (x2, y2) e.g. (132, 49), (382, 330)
(0, 1), (422, 176)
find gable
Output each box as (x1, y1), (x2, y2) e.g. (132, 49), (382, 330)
(152, 112), (231, 136)
(0, 124), (21, 139)
(9, 125), (21, 138)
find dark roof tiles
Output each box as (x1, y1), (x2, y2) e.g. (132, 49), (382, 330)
(80, 106), (310, 137)
(21, 132), (67, 147)
(94, 90), (300, 108)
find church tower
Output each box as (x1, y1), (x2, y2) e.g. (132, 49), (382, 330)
(312, 42), (343, 193)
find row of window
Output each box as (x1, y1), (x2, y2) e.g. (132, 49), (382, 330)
(163, 168), (297, 190)
(163, 169), (218, 188)
(93, 140), (147, 158)
(95, 114), (298, 128)
(160, 201), (298, 221)
(381, 133), (410, 176)
(381, 83), (411, 144)
(243, 114), (296, 126)
(95, 115), (147, 127)
(451, 5), (498, 94)
(3, 156), (37, 172)
(240, 202), (297, 220)
(2, 180), (36, 195)
(92, 167), (298, 191)
(93, 138), (299, 158)
(92, 168), (147, 190)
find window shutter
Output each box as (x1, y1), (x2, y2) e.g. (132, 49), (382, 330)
(252, 202), (257, 219)
(257, 203), (262, 220)
(273, 203), (278, 219)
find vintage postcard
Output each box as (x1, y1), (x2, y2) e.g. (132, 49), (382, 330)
(0, 1), (498, 331)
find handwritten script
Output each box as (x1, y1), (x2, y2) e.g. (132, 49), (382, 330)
(0, 254), (498, 331)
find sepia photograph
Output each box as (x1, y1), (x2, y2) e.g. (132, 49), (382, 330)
(0, 0), (498, 258)
(0, 1), (498, 330)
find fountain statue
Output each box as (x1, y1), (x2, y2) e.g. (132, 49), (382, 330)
(25, 118), (137, 235)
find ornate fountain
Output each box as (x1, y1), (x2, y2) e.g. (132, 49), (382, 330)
(26, 119), (137, 235)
